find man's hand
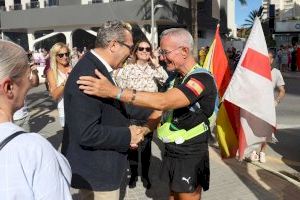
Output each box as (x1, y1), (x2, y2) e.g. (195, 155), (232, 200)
(129, 125), (144, 149)
(77, 69), (118, 98)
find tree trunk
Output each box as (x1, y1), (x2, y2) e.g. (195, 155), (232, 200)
(190, 0), (198, 59)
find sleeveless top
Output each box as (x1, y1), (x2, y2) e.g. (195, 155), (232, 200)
(56, 70), (68, 127)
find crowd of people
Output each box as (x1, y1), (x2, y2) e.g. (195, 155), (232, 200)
(0, 18), (295, 200)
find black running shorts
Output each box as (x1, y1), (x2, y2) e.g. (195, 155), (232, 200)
(160, 153), (210, 193)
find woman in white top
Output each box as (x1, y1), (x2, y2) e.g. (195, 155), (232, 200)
(0, 40), (72, 200)
(47, 43), (72, 127)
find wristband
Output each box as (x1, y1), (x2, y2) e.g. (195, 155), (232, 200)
(129, 89), (136, 104)
(116, 88), (124, 100)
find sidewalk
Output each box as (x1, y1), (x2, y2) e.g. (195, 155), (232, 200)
(282, 71), (300, 79)
(27, 85), (300, 199)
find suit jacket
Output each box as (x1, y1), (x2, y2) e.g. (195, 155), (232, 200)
(62, 51), (131, 191)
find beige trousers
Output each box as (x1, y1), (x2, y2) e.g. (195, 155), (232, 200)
(78, 188), (120, 200)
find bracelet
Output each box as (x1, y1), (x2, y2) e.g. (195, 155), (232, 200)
(129, 89), (136, 104)
(116, 88), (124, 100)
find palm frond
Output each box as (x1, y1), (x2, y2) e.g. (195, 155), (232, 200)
(239, 0), (247, 5)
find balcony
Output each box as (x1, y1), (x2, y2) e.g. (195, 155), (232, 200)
(26, 1), (40, 9)
(9, 4), (22, 11)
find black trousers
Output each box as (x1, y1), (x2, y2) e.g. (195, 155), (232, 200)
(128, 134), (152, 180)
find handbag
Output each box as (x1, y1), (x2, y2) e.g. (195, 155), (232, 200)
(0, 131), (26, 150)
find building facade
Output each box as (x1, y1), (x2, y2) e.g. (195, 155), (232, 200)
(262, 0), (300, 46)
(0, 0), (236, 51)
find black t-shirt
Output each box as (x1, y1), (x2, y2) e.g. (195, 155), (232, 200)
(165, 72), (217, 158)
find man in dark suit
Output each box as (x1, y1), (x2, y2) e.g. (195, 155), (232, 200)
(62, 20), (144, 200)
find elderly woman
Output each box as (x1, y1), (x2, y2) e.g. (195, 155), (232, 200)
(0, 40), (72, 199)
(47, 42), (72, 127)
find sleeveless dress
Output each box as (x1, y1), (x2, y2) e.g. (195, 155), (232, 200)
(57, 70), (68, 127)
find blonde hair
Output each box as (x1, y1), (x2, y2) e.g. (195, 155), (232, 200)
(0, 40), (28, 82)
(49, 42), (70, 82)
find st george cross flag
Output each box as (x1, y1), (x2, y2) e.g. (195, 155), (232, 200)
(217, 17), (276, 159)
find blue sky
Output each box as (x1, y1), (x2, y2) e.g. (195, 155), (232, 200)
(235, 0), (262, 28)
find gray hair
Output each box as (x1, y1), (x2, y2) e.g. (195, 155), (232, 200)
(160, 28), (194, 52)
(0, 40), (28, 81)
(95, 20), (132, 48)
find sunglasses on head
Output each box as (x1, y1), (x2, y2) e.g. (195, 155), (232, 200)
(57, 52), (70, 58)
(138, 47), (151, 52)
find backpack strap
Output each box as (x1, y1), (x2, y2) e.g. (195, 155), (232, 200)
(0, 131), (26, 150)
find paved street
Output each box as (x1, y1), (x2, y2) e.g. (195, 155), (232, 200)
(25, 72), (300, 199)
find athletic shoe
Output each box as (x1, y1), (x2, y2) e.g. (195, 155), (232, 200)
(259, 152), (266, 163)
(250, 151), (259, 162)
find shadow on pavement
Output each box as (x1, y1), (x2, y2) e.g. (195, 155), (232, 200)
(269, 128), (300, 176)
(211, 146), (291, 199)
(47, 130), (64, 150)
(27, 88), (57, 133)
(256, 168), (300, 199)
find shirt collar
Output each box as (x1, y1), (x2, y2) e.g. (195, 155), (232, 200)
(91, 49), (113, 74)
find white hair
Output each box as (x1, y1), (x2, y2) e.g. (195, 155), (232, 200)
(160, 28), (194, 52)
(0, 40), (28, 81)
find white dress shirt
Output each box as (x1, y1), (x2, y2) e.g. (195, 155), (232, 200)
(0, 122), (72, 200)
(91, 49), (116, 84)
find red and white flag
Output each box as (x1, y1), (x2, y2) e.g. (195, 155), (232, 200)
(222, 17), (276, 159)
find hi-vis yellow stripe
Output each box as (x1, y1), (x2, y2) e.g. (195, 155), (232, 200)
(216, 103), (238, 158)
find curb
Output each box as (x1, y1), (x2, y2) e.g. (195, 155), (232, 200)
(248, 161), (300, 188)
(209, 145), (300, 188)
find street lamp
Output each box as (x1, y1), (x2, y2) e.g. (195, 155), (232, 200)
(151, 0), (163, 48)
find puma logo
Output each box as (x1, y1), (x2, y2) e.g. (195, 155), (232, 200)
(182, 176), (191, 184)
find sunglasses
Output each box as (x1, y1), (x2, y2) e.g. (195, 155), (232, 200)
(138, 47), (151, 52)
(57, 52), (70, 58)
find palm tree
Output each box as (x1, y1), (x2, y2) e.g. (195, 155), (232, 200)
(190, 0), (198, 58)
(242, 6), (263, 29)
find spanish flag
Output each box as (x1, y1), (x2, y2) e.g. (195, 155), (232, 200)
(203, 24), (231, 98)
(203, 25), (238, 158)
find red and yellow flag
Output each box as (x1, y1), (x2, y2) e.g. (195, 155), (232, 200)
(203, 24), (231, 98)
(203, 25), (238, 158)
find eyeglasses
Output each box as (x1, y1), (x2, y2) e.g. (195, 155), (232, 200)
(57, 52), (70, 58)
(138, 47), (151, 52)
(159, 47), (183, 57)
(117, 41), (134, 52)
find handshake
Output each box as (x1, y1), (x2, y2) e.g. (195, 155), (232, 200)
(129, 125), (151, 149)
